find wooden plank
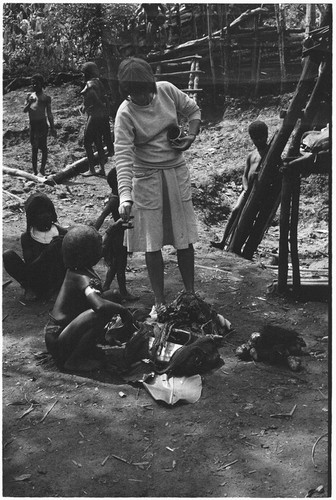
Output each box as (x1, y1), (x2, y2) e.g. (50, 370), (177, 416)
(149, 55), (202, 65)
(155, 70), (204, 77)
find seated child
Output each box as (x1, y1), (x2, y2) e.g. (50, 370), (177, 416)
(94, 167), (138, 301)
(45, 224), (134, 372)
(3, 192), (67, 300)
(211, 121), (269, 250)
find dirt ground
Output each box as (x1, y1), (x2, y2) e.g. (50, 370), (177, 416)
(2, 84), (330, 497)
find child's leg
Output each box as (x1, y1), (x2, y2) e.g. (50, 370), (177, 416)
(211, 192), (247, 249)
(83, 116), (97, 175)
(94, 131), (106, 177)
(116, 246), (138, 301)
(32, 146), (38, 175)
(103, 263), (116, 291)
(3, 250), (27, 287)
(40, 140), (48, 176)
(58, 309), (106, 371)
(102, 117), (114, 156)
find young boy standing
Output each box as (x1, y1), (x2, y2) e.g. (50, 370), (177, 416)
(211, 121), (269, 250)
(24, 74), (56, 176)
(94, 167), (137, 301)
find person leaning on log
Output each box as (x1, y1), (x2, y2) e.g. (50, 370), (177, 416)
(80, 62), (114, 178)
(3, 192), (67, 302)
(211, 121), (269, 250)
(281, 124), (330, 176)
(114, 57), (201, 320)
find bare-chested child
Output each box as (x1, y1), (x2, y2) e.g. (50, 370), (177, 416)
(45, 225), (133, 372)
(94, 167), (138, 301)
(211, 121), (269, 250)
(24, 74), (56, 176)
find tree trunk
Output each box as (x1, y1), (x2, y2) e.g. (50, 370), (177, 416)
(305, 4), (316, 35)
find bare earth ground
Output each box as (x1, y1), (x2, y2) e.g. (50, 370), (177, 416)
(2, 85), (330, 497)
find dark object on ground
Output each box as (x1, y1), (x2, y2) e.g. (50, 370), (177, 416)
(235, 324), (307, 371)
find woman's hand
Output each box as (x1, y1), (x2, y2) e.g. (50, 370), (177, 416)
(170, 135), (196, 152)
(119, 201), (133, 222)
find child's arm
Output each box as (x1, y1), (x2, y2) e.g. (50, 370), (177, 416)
(23, 93), (35, 113)
(242, 155), (251, 191)
(94, 197), (116, 230)
(46, 96), (56, 136)
(85, 287), (133, 324)
(81, 84), (103, 113)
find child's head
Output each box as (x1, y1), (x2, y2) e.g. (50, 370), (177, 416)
(107, 168), (118, 194)
(82, 62), (100, 81)
(62, 225), (102, 270)
(31, 74), (44, 91)
(118, 57), (157, 101)
(248, 121), (268, 149)
(25, 192), (57, 231)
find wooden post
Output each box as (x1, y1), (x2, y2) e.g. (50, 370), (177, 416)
(191, 4), (198, 39)
(278, 173), (292, 292)
(251, 15), (258, 93)
(222, 3), (230, 94)
(206, 3), (217, 103)
(305, 4), (316, 35)
(287, 61), (330, 157)
(290, 174), (301, 292)
(275, 4), (287, 93)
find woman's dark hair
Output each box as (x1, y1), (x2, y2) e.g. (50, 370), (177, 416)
(25, 192), (57, 231)
(117, 57), (157, 100)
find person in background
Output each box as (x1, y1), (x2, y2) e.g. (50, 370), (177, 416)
(24, 74), (56, 176)
(3, 192), (66, 301)
(114, 57), (201, 319)
(211, 121), (269, 250)
(81, 62), (114, 177)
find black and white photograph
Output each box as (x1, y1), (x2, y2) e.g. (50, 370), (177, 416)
(2, 3), (331, 497)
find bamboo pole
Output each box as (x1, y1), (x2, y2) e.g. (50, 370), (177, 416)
(290, 174), (301, 292)
(275, 4), (287, 93)
(206, 3), (216, 103)
(278, 174), (292, 292)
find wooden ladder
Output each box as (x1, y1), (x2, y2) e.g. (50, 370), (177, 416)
(149, 54), (203, 103)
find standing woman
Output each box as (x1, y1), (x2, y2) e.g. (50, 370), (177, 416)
(114, 57), (201, 316)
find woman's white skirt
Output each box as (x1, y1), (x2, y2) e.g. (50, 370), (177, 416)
(124, 163), (198, 252)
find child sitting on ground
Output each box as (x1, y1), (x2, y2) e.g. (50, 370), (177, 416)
(45, 225), (134, 372)
(3, 192), (67, 301)
(94, 167), (138, 301)
(211, 120), (269, 250)
(24, 74), (57, 176)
